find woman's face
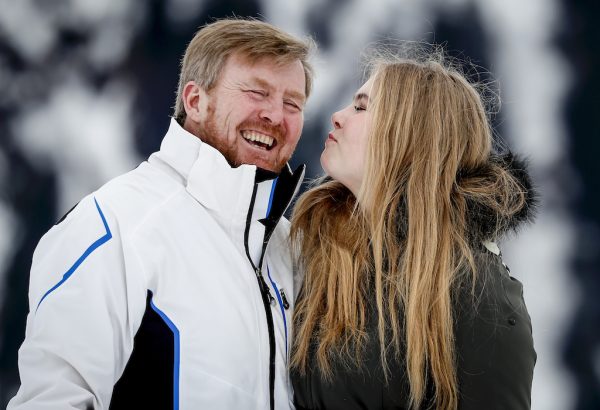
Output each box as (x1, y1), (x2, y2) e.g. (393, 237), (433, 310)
(321, 78), (373, 196)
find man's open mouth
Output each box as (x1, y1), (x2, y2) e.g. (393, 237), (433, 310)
(242, 130), (276, 151)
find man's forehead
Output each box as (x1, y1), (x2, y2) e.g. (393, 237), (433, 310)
(231, 55), (306, 101)
(249, 77), (306, 102)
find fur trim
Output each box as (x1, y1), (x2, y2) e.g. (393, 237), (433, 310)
(393, 152), (539, 245)
(462, 152), (539, 244)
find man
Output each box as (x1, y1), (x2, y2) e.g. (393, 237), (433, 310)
(8, 19), (314, 410)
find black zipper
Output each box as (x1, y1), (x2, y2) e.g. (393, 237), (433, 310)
(244, 182), (276, 410)
(279, 288), (290, 310)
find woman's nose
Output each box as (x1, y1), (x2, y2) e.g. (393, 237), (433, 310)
(331, 110), (343, 129)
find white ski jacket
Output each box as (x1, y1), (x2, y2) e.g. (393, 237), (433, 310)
(8, 118), (305, 410)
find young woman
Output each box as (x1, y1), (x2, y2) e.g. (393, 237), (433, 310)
(290, 51), (537, 410)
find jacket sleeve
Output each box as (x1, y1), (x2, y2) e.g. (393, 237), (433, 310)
(455, 250), (536, 410)
(7, 195), (147, 410)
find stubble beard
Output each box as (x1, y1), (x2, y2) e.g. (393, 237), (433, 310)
(196, 104), (291, 173)
(195, 103), (241, 168)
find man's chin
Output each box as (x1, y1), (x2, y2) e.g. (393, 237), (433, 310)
(254, 161), (283, 173)
(237, 154), (285, 173)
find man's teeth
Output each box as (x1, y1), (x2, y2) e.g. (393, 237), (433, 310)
(243, 131), (274, 147)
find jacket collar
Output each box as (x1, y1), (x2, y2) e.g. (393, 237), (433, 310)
(153, 118), (257, 215)
(151, 118), (305, 263)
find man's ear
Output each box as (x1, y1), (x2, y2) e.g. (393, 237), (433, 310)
(182, 81), (207, 123)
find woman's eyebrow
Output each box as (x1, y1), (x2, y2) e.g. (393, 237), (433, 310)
(354, 93), (369, 104)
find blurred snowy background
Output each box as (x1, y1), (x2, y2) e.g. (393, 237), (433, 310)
(0, 0), (598, 409)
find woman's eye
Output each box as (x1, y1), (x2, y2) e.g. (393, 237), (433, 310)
(354, 105), (366, 112)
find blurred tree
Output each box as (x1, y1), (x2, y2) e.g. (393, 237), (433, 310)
(560, 0), (600, 408)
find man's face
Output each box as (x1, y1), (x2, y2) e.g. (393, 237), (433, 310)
(192, 53), (306, 173)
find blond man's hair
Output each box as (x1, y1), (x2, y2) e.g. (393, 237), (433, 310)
(173, 18), (314, 124)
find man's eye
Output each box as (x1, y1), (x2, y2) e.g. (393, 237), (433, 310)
(285, 100), (301, 111)
(354, 105), (366, 112)
(249, 90), (266, 97)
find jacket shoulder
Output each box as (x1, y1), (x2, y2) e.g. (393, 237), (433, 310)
(89, 161), (183, 233)
(454, 244), (536, 409)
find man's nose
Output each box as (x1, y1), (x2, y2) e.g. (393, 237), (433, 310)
(259, 101), (284, 125)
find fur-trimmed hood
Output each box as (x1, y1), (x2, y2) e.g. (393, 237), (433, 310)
(395, 152), (539, 246)
(463, 152), (538, 244)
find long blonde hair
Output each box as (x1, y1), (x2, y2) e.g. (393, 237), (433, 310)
(290, 50), (528, 409)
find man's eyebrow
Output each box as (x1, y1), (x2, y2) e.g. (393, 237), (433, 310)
(251, 77), (272, 91)
(285, 90), (306, 105)
(251, 77), (306, 104)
